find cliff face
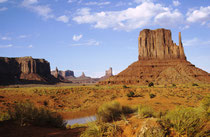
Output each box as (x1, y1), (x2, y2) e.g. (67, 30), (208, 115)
(138, 29), (186, 60)
(0, 56), (58, 85)
(100, 28), (210, 85)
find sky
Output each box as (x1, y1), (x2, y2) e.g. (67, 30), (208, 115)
(0, 0), (210, 77)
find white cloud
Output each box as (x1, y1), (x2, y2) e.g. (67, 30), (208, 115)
(154, 9), (183, 27)
(67, 0), (75, 3)
(173, 0), (180, 7)
(22, 0), (54, 19)
(22, 0), (38, 6)
(18, 35), (28, 39)
(28, 45), (33, 48)
(0, 44), (12, 48)
(187, 6), (210, 26)
(73, 2), (183, 31)
(72, 34), (83, 41)
(71, 39), (99, 46)
(85, 1), (110, 6)
(1, 36), (11, 40)
(56, 15), (69, 23)
(0, 7), (7, 11)
(0, 0), (7, 3)
(183, 37), (210, 47)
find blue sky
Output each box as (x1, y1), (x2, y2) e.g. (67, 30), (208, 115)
(0, 0), (210, 77)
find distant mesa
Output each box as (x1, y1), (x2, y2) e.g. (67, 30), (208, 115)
(51, 67), (114, 84)
(0, 56), (59, 85)
(51, 67), (75, 82)
(100, 67), (113, 81)
(100, 28), (210, 85)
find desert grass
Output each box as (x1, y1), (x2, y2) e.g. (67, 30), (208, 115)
(7, 101), (65, 128)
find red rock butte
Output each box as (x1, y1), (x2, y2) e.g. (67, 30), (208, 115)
(100, 28), (210, 85)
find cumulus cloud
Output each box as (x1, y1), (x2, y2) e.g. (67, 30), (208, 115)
(154, 9), (183, 27)
(0, 44), (12, 48)
(85, 1), (110, 6)
(0, 7), (7, 11)
(187, 6), (210, 26)
(71, 39), (99, 46)
(1, 36), (11, 40)
(73, 2), (183, 31)
(56, 15), (69, 23)
(72, 34), (83, 41)
(22, 0), (54, 19)
(0, 0), (7, 3)
(173, 0), (180, 7)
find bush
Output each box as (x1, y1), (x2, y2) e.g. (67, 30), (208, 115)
(97, 102), (135, 122)
(200, 95), (210, 119)
(138, 105), (155, 118)
(97, 101), (122, 122)
(122, 85), (128, 88)
(172, 84), (176, 87)
(81, 122), (120, 137)
(148, 82), (154, 87)
(8, 101), (65, 128)
(149, 93), (156, 98)
(163, 107), (204, 136)
(192, 83), (199, 86)
(127, 91), (135, 97)
(0, 112), (10, 121)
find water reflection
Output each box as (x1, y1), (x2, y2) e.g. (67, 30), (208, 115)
(66, 115), (96, 125)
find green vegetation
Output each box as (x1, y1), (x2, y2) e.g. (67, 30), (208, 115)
(137, 105), (155, 118)
(127, 91), (135, 97)
(7, 101), (65, 128)
(162, 107), (205, 136)
(80, 122), (120, 137)
(97, 101), (122, 122)
(122, 85), (128, 88)
(148, 82), (154, 87)
(172, 83), (176, 87)
(0, 112), (10, 121)
(149, 93), (156, 98)
(97, 101), (135, 122)
(192, 83), (199, 86)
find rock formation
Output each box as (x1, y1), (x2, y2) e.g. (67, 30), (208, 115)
(51, 68), (74, 80)
(0, 56), (58, 85)
(138, 29), (186, 60)
(100, 28), (210, 85)
(100, 67), (113, 81)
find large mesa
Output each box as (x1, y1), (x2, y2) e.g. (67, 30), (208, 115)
(0, 56), (58, 85)
(138, 29), (186, 60)
(100, 28), (210, 85)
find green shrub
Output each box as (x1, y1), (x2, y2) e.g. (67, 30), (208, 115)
(0, 112), (10, 121)
(80, 122), (120, 137)
(200, 95), (210, 119)
(192, 83), (199, 86)
(138, 105), (155, 118)
(164, 107), (204, 136)
(97, 101), (122, 122)
(127, 91), (135, 97)
(8, 101), (65, 128)
(172, 84), (176, 87)
(148, 82), (154, 87)
(149, 93), (156, 98)
(122, 85), (128, 88)
(122, 105), (136, 114)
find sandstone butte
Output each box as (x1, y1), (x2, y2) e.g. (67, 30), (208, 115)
(100, 28), (210, 85)
(0, 56), (58, 85)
